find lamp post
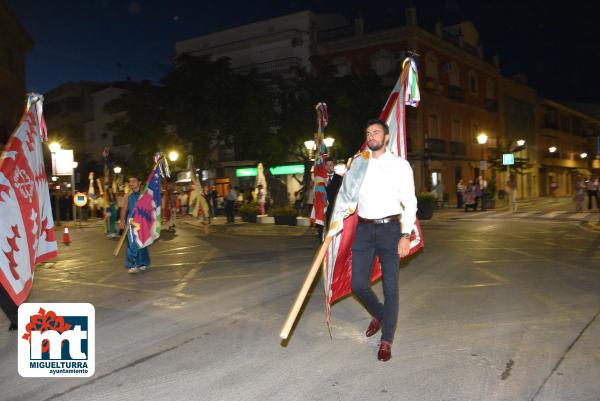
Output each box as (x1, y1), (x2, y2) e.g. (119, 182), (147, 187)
(323, 137), (335, 148)
(476, 133), (488, 177)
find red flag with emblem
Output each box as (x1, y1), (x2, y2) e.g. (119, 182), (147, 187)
(0, 95), (58, 306)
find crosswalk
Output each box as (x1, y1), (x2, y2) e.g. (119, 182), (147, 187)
(449, 210), (599, 222)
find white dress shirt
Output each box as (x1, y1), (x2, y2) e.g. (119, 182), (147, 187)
(358, 149), (418, 235)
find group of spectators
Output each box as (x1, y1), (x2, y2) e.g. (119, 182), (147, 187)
(454, 176), (489, 212)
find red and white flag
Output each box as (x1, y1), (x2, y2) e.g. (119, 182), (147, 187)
(0, 95), (58, 306)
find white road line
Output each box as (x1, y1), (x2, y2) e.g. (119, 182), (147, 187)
(540, 211), (568, 218)
(568, 213), (591, 220)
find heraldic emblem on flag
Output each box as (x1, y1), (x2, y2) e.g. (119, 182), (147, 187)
(129, 155), (169, 249)
(0, 94), (58, 306)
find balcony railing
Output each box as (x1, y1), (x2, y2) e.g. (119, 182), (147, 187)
(449, 141), (466, 156)
(234, 57), (302, 75)
(447, 85), (465, 101)
(425, 138), (446, 154)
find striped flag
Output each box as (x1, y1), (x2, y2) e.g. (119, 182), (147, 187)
(324, 58), (424, 323)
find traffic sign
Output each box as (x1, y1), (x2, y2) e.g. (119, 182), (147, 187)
(73, 192), (88, 207)
(502, 153), (515, 165)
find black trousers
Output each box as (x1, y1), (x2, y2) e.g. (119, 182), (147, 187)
(351, 222), (401, 343)
(225, 200), (235, 222)
(588, 190), (599, 209)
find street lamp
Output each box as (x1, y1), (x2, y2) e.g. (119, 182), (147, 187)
(549, 146), (557, 153)
(303, 140), (316, 151)
(51, 176), (58, 182)
(323, 137), (335, 148)
(113, 166), (122, 174)
(580, 152), (588, 159)
(516, 139), (525, 147)
(168, 151), (179, 162)
(49, 142), (61, 153)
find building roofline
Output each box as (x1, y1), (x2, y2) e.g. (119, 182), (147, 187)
(540, 98), (600, 123)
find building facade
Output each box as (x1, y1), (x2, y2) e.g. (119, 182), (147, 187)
(0, 0), (33, 145)
(176, 10), (348, 75)
(317, 7), (502, 203)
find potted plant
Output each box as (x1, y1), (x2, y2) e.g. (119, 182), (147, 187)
(416, 193), (436, 220)
(271, 206), (298, 226)
(239, 202), (259, 223)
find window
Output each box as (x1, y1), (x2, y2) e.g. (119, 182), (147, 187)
(447, 61), (460, 86)
(559, 114), (571, 133)
(428, 114), (440, 139)
(371, 50), (394, 76)
(470, 122), (480, 143)
(425, 52), (438, 79)
(485, 79), (495, 99)
(468, 70), (478, 95)
(332, 57), (351, 77)
(451, 118), (462, 141)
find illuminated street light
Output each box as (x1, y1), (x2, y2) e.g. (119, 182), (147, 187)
(323, 137), (335, 147)
(476, 133), (488, 145)
(580, 152), (588, 159)
(549, 146), (557, 153)
(303, 140), (316, 150)
(51, 176), (58, 182)
(49, 142), (61, 153)
(168, 151), (179, 162)
(516, 139), (525, 147)
(113, 166), (122, 174)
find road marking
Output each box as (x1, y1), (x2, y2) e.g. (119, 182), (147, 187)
(172, 248), (216, 293)
(568, 212), (591, 220)
(541, 211), (568, 218)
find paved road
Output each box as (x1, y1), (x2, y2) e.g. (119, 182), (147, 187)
(1, 218), (599, 401)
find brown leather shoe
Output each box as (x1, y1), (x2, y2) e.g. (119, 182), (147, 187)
(366, 318), (382, 337)
(378, 341), (392, 362)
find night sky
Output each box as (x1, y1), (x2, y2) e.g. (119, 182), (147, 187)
(7, 0), (600, 103)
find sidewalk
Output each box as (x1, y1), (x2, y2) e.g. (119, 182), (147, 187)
(432, 196), (600, 231)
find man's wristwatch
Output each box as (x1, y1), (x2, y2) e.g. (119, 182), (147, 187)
(400, 233), (411, 240)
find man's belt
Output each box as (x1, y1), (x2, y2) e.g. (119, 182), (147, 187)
(358, 215), (399, 224)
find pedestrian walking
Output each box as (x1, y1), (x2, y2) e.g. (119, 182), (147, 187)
(119, 176), (150, 274)
(210, 186), (219, 216)
(475, 175), (487, 211)
(464, 180), (476, 212)
(225, 185), (237, 223)
(575, 177), (585, 212)
(456, 179), (464, 209)
(105, 187), (119, 238)
(349, 119), (417, 361)
(550, 179), (558, 200)
(586, 176), (599, 209)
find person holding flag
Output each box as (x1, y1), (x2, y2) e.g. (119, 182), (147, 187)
(347, 118), (417, 361)
(280, 58), (423, 363)
(119, 176), (149, 273)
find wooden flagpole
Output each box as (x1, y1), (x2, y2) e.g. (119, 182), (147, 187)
(113, 221), (130, 257)
(280, 235), (333, 340)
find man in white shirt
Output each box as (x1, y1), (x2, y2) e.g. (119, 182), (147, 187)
(351, 119), (417, 362)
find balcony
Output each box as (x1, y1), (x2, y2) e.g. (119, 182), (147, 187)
(234, 57), (302, 75)
(425, 138), (446, 154)
(447, 85), (465, 101)
(449, 141), (466, 157)
(484, 99), (498, 112)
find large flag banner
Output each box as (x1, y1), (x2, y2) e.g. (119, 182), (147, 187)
(130, 158), (166, 248)
(324, 58), (424, 315)
(0, 94), (58, 306)
(310, 102), (329, 227)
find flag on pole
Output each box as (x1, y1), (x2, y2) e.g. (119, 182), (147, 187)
(129, 155), (168, 248)
(310, 102), (329, 226)
(323, 58), (424, 325)
(0, 94), (58, 306)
